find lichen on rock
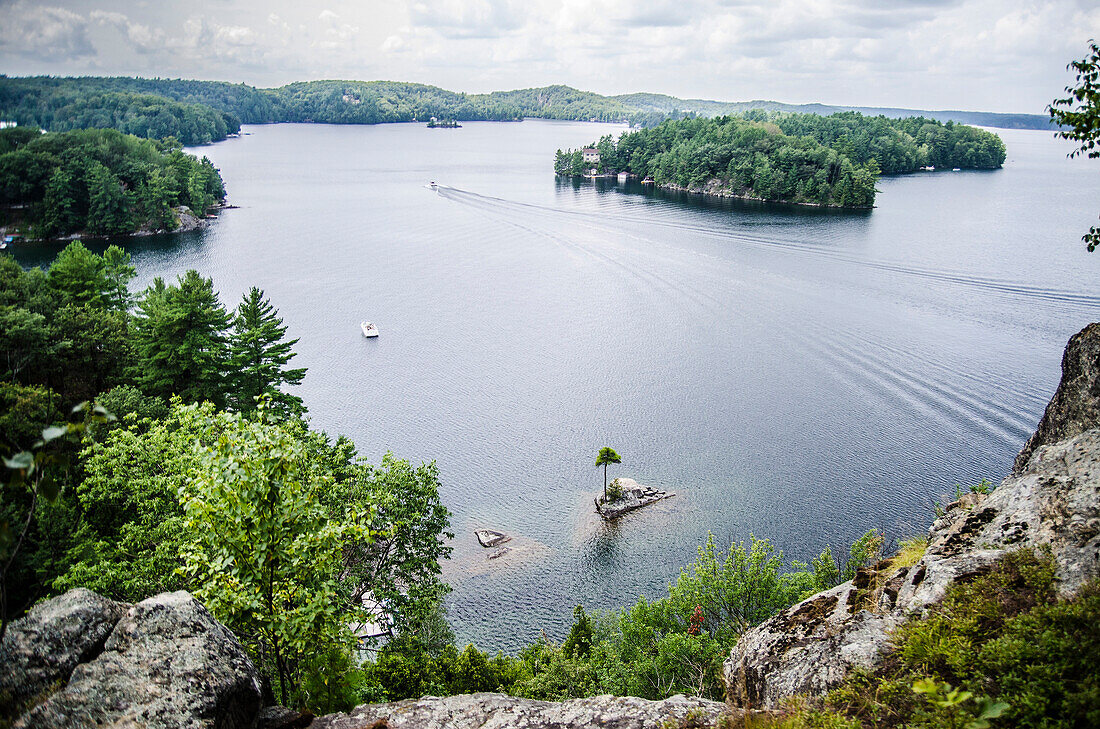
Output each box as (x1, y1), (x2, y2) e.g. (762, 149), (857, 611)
(8, 590), (262, 729)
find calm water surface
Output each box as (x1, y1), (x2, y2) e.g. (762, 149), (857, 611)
(17, 120), (1100, 651)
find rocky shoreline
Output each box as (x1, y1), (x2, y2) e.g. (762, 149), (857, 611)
(594, 477), (675, 519)
(0, 203), (226, 244)
(654, 179), (874, 210)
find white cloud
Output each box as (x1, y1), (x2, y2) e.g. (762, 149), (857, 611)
(0, 0), (1097, 112)
(0, 2), (94, 61)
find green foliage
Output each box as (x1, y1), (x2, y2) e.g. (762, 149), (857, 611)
(326, 452), (453, 640)
(558, 113), (1004, 208)
(52, 401), (211, 602)
(0, 244), (135, 404)
(911, 678), (1008, 729)
(1049, 41), (1100, 250)
(1, 402), (112, 641)
(228, 287), (306, 417)
(0, 383), (61, 456)
(0, 79), (241, 144)
(595, 446), (621, 497)
(47, 241), (110, 308)
(789, 548), (1100, 729)
(0, 127), (225, 238)
(562, 605), (593, 658)
(0, 305), (51, 381)
(178, 401), (376, 709)
(669, 533), (807, 645)
(134, 271), (231, 407)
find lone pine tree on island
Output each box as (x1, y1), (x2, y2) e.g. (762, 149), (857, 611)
(595, 446), (621, 501)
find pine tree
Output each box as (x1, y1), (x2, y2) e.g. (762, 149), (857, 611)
(85, 161), (132, 235)
(101, 245), (136, 312)
(40, 166), (82, 237)
(47, 240), (109, 308)
(135, 270), (230, 407)
(228, 287), (306, 417)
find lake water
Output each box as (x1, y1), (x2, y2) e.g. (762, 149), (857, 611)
(16, 120), (1100, 652)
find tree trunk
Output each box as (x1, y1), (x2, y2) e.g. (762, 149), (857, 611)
(603, 463), (608, 501)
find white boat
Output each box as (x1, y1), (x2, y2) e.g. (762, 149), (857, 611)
(429, 180), (437, 188)
(361, 321), (379, 338)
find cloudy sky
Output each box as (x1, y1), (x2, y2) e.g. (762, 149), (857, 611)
(1, 0), (1097, 114)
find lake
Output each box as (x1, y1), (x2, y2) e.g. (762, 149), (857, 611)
(16, 119), (1100, 652)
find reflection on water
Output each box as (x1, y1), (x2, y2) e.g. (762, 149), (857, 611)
(556, 176), (876, 219)
(14, 230), (208, 271)
(12, 121), (1100, 652)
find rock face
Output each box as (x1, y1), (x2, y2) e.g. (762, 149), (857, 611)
(0, 588), (128, 718)
(1014, 322), (1100, 474)
(9, 590), (262, 729)
(725, 322), (1100, 709)
(309, 692), (726, 729)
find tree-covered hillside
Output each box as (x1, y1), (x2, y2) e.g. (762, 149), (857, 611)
(0, 77), (1054, 143)
(758, 110), (1007, 173)
(555, 112), (1005, 208)
(0, 126), (225, 238)
(0, 77), (246, 145)
(556, 116), (880, 208)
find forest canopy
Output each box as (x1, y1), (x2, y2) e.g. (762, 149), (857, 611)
(0, 126), (225, 238)
(0, 76), (1052, 144)
(554, 112), (1006, 208)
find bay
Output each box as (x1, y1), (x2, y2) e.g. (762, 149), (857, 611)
(16, 119), (1100, 652)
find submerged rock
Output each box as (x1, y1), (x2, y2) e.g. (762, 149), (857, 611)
(475, 529), (511, 547)
(14, 590), (262, 729)
(309, 691), (726, 729)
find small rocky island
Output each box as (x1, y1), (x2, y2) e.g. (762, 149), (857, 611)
(594, 477), (674, 519)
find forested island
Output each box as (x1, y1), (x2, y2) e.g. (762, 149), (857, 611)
(0, 76), (1053, 147)
(555, 112), (1006, 208)
(0, 126), (224, 239)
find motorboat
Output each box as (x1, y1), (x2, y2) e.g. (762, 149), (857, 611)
(361, 321), (379, 338)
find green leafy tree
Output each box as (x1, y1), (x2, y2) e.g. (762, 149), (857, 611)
(134, 271), (231, 407)
(47, 241), (109, 308)
(0, 306), (51, 381)
(1, 403), (112, 640)
(40, 166), (83, 237)
(53, 400), (209, 601)
(178, 402), (377, 708)
(327, 452), (453, 640)
(228, 287), (306, 416)
(562, 605), (593, 658)
(667, 532), (807, 644)
(101, 245), (136, 311)
(85, 160), (132, 235)
(595, 446), (621, 500)
(138, 167), (176, 232)
(1050, 41), (1100, 250)
(49, 303), (133, 403)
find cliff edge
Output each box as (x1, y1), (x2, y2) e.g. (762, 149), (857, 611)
(724, 321), (1100, 709)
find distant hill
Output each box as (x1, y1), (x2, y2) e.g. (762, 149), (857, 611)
(611, 93), (1054, 130)
(0, 76), (1055, 144)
